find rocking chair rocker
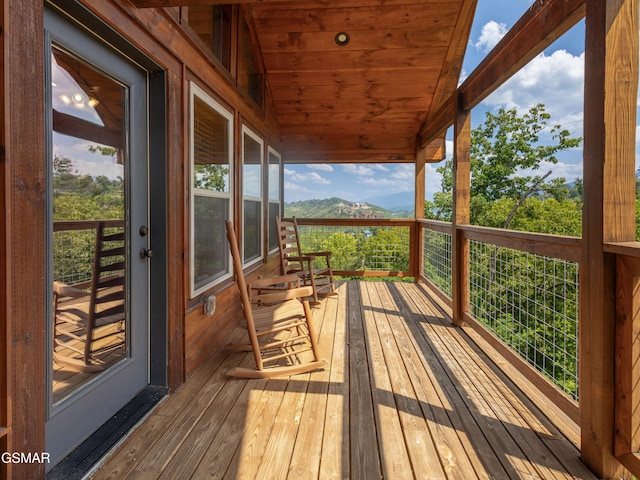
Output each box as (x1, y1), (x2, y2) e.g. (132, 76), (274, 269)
(225, 220), (327, 378)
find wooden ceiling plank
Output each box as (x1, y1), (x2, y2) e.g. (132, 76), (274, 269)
(262, 48), (448, 71)
(258, 28), (452, 54)
(426, 0), (478, 116)
(251, 0), (464, 10)
(274, 97), (432, 114)
(267, 66), (441, 87)
(252, 5), (459, 34)
(271, 82), (436, 101)
(130, 0), (464, 7)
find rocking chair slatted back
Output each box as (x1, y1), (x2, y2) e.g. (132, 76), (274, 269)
(225, 220), (327, 378)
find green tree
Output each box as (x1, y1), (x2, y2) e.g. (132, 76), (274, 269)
(428, 103), (583, 230)
(423, 104), (583, 399)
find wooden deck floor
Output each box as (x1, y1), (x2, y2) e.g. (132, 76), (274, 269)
(91, 281), (595, 479)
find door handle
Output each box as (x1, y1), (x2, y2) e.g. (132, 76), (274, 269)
(140, 248), (153, 259)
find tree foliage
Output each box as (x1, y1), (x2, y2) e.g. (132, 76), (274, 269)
(423, 104), (583, 398)
(427, 103), (583, 234)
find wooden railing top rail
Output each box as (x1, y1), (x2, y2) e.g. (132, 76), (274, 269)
(417, 218), (453, 234)
(604, 241), (640, 259)
(460, 224), (582, 263)
(296, 217), (584, 263)
(53, 219), (124, 232)
(290, 217), (415, 228)
(420, 219), (582, 264)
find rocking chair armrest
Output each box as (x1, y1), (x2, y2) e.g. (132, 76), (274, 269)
(250, 273), (301, 288)
(302, 251), (332, 257)
(252, 286), (314, 304)
(53, 280), (89, 299)
(286, 254), (316, 262)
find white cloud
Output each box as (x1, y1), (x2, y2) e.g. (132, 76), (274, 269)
(360, 176), (413, 191)
(475, 21), (508, 53)
(285, 169), (331, 184)
(307, 164), (334, 172)
(425, 164), (443, 200)
(343, 164), (374, 176)
(482, 50), (584, 137)
(390, 164), (414, 180)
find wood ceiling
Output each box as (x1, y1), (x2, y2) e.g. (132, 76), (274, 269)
(132, 0), (478, 164)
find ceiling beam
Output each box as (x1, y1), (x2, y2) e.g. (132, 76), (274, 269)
(460, 0), (585, 111)
(419, 0), (586, 147)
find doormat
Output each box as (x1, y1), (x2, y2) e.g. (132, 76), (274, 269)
(47, 384), (168, 480)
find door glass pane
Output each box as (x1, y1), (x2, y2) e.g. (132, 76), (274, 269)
(51, 47), (127, 403)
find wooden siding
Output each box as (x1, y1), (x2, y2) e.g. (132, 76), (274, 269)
(91, 281), (593, 480)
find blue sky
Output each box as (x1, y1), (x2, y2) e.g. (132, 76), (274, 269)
(284, 0), (590, 204)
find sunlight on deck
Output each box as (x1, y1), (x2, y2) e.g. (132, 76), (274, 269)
(91, 281), (594, 480)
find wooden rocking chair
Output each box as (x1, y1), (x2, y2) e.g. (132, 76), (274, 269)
(276, 216), (337, 305)
(225, 220), (327, 378)
(53, 220), (126, 373)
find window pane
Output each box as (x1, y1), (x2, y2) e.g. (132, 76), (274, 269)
(193, 196), (229, 290)
(193, 96), (230, 193)
(243, 133), (262, 198)
(188, 5), (232, 69)
(238, 13), (263, 106)
(268, 202), (279, 252)
(244, 200), (261, 263)
(268, 150), (280, 202)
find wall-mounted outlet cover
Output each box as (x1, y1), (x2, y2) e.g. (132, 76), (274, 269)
(204, 295), (216, 316)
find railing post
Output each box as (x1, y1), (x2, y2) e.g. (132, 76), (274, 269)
(414, 147), (426, 282)
(451, 94), (470, 327)
(582, 0), (638, 477)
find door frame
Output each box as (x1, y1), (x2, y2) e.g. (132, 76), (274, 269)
(45, 0), (167, 466)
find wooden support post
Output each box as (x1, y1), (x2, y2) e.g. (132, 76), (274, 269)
(4, 1), (46, 478)
(451, 96), (470, 327)
(415, 145), (426, 221)
(414, 145), (426, 282)
(581, 0), (638, 477)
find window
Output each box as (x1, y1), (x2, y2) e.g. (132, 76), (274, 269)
(267, 147), (281, 253)
(242, 126), (263, 266)
(190, 83), (233, 296)
(237, 12), (264, 106)
(187, 5), (232, 70)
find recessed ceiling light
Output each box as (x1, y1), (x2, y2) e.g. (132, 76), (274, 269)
(335, 32), (350, 46)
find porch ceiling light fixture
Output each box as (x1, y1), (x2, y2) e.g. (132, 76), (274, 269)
(335, 32), (350, 46)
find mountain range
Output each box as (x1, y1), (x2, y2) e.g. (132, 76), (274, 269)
(284, 197), (412, 219)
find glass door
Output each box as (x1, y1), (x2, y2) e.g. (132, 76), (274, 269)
(45, 8), (149, 467)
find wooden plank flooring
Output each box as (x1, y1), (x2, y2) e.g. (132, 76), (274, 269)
(90, 281), (596, 480)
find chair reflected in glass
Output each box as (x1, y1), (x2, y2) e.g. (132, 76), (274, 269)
(52, 220), (126, 400)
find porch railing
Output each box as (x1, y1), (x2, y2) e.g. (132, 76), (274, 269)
(419, 219), (582, 405)
(53, 220), (124, 286)
(288, 217), (582, 418)
(292, 218), (416, 278)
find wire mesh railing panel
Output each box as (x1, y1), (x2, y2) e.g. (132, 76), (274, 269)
(422, 228), (452, 296)
(469, 240), (579, 400)
(53, 228), (96, 285)
(296, 224), (410, 273)
(53, 222), (125, 286)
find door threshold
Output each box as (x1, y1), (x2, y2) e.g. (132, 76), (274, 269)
(46, 385), (168, 480)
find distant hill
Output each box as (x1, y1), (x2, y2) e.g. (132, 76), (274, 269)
(364, 191), (414, 212)
(284, 197), (409, 219)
